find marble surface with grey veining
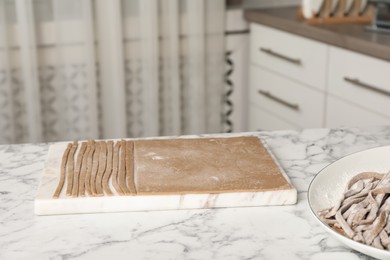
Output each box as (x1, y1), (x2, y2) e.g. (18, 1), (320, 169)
(2, 126), (390, 259)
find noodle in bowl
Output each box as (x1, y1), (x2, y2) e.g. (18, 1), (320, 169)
(308, 146), (390, 260)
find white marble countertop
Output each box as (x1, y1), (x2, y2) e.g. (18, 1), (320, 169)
(2, 126), (390, 260)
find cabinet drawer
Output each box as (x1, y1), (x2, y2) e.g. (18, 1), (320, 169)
(250, 23), (327, 91)
(249, 103), (299, 131)
(326, 96), (390, 128)
(328, 46), (390, 118)
(249, 66), (325, 128)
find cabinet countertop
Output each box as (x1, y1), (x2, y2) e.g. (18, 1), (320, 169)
(2, 126), (390, 259)
(244, 6), (390, 61)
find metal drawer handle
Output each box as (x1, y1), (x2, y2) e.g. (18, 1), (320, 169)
(343, 77), (390, 98)
(258, 90), (300, 111)
(259, 47), (302, 65)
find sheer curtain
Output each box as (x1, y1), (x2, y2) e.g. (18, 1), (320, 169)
(0, 0), (225, 144)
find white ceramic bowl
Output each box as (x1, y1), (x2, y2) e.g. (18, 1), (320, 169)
(308, 146), (390, 260)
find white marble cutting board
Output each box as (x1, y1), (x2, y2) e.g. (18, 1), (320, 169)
(35, 133), (297, 215)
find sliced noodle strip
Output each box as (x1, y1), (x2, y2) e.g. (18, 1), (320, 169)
(66, 141), (79, 196)
(112, 141), (124, 195)
(72, 142), (87, 197)
(102, 141), (114, 196)
(125, 141), (136, 195)
(96, 141), (107, 196)
(52, 143), (72, 198)
(90, 140), (101, 196)
(79, 141), (91, 197)
(85, 141), (95, 196)
(347, 172), (384, 189)
(119, 140), (131, 195)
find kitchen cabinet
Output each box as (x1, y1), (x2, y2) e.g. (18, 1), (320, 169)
(248, 23), (390, 131)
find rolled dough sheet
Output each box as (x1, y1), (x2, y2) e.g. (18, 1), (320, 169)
(134, 136), (292, 195)
(35, 135), (297, 215)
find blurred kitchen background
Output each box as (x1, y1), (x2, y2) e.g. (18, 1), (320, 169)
(1, 0), (389, 144)
(0, 0), (246, 144)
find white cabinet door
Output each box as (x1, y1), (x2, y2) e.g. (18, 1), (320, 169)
(326, 96), (390, 128)
(249, 103), (300, 131)
(249, 66), (325, 128)
(328, 46), (390, 119)
(250, 23), (328, 91)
